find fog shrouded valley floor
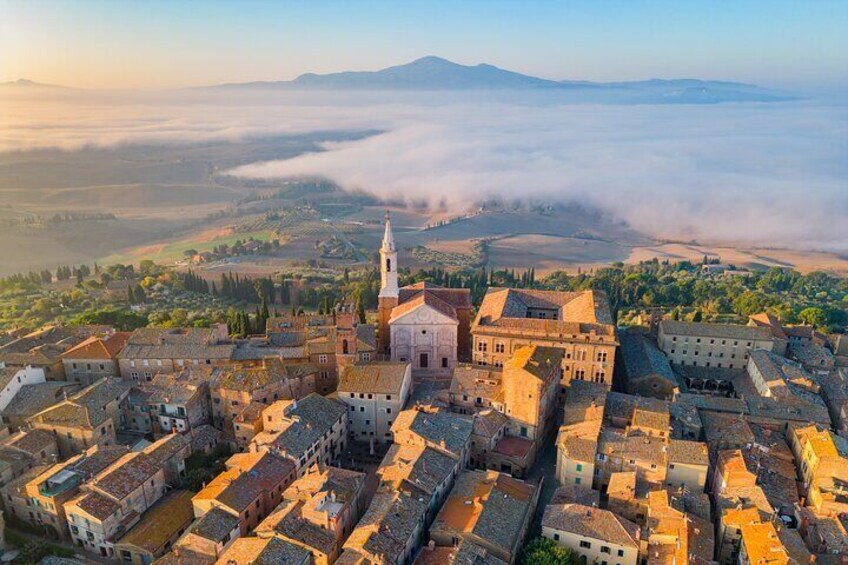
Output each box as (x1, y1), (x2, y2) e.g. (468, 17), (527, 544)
(1, 57), (847, 277)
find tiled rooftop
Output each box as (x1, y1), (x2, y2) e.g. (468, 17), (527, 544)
(117, 490), (194, 552)
(391, 408), (473, 458)
(542, 503), (640, 548)
(432, 470), (537, 557)
(339, 362), (410, 395)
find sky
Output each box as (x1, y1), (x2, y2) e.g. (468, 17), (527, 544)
(2, 0), (848, 91)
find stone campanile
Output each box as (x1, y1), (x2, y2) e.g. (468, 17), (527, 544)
(378, 210), (399, 355)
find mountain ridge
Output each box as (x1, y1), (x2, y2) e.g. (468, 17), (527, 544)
(206, 56), (794, 103)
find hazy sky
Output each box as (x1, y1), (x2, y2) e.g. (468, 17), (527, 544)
(2, 0), (847, 90)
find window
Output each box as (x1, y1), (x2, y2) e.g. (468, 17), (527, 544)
(579, 541), (591, 549)
(318, 354), (328, 364)
(386, 408), (392, 414)
(362, 353), (371, 361)
(477, 341), (488, 352)
(495, 342), (505, 353)
(601, 546), (611, 554)
(553, 533), (560, 541)
(385, 394), (392, 400)
(576, 463), (583, 472)
(442, 357), (449, 368)
(574, 477), (582, 485)
(597, 351), (608, 362)
(520, 426), (528, 437)
(617, 550), (625, 557)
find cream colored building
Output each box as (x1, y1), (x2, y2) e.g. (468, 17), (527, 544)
(541, 503), (640, 565)
(657, 320), (774, 369)
(471, 288), (617, 389)
(665, 439), (709, 490)
(338, 361), (412, 443)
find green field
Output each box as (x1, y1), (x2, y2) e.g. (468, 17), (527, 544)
(98, 229), (276, 266)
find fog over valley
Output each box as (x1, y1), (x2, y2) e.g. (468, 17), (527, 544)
(2, 85), (845, 260)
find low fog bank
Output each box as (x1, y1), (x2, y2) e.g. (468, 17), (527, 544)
(2, 89), (846, 253)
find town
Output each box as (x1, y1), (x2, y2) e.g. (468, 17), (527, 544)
(0, 213), (845, 565)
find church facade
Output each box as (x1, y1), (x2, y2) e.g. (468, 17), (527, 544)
(376, 212), (472, 373)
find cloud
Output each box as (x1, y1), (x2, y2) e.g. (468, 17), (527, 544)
(230, 97), (848, 252)
(2, 89), (846, 252)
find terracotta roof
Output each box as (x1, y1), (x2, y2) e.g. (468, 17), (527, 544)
(475, 288), (614, 328)
(660, 320), (773, 341)
(255, 498), (336, 556)
(253, 394), (346, 459)
(432, 470), (537, 557)
(391, 408), (473, 458)
(415, 541), (508, 565)
(70, 490), (120, 521)
(506, 345), (563, 380)
(194, 452), (294, 513)
(667, 439), (708, 466)
(390, 290), (459, 323)
(378, 444), (457, 498)
(739, 521), (788, 565)
(472, 409), (509, 439)
(4, 429), (56, 456)
(493, 436), (533, 458)
(61, 332), (132, 360)
(211, 358), (308, 392)
(187, 507), (240, 543)
(451, 365), (503, 403)
(342, 489), (428, 561)
(119, 327), (234, 361)
(339, 362), (410, 395)
(117, 490), (194, 553)
(92, 452), (161, 500)
(216, 536), (311, 565)
(619, 331), (679, 387)
(29, 378), (131, 429)
(542, 503), (640, 548)
(399, 282), (472, 309)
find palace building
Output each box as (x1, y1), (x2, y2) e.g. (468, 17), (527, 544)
(377, 212), (472, 373)
(471, 287), (618, 389)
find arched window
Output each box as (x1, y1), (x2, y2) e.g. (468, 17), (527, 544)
(342, 340), (349, 354)
(386, 258), (391, 272)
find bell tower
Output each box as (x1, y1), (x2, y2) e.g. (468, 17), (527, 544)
(378, 210), (399, 356)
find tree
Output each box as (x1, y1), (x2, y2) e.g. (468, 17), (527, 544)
(692, 309), (703, 322)
(798, 307), (825, 327)
(520, 537), (576, 565)
(356, 295), (366, 324)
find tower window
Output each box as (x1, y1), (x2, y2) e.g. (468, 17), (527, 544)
(386, 258), (391, 272)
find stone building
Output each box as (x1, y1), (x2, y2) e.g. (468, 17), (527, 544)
(117, 325), (234, 381)
(265, 306), (377, 394)
(429, 469), (539, 564)
(471, 288), (617, 389)
(376, 212), (472, 372)
(448, 346), (562, 477)
(60, 331), (131, 385)
(27, 378), (131, 458)
(541, 503), (640, 565)
(337, 361), (412, 444)
(657, 320), (774, 369)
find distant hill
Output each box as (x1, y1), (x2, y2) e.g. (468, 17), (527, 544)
(208, 56), (795, 103)
(0, 78), (68, 89)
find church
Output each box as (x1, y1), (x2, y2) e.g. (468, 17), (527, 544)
(376, 212), (472, 373)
